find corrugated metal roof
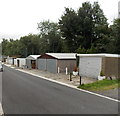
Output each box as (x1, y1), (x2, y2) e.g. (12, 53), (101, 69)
(26, 55), (41, 60)
(77, 53), (120, 58)
(46, 53), (76, 59)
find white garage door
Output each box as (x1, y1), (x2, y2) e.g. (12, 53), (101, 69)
(79, 57), (102, 78)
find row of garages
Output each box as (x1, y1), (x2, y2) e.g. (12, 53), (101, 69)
(6, 53), (76, 73)
(37, 53), (76, 73)
(5, 53), (120, 79)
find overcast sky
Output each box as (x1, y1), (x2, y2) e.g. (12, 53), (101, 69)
(0, 0), (119, 41)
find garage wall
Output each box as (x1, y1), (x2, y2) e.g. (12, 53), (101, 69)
(102, 57), (120, 79)
(79, 57), (102, 78)
(14, 59), (17, 66)
(6, 58), (13, 65)
(57, 60), (76, 73)
(17, 58), (26, 68)
(9, 59), (13, 65)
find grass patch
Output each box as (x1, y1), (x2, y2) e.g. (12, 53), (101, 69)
(78, 79), (120, 91)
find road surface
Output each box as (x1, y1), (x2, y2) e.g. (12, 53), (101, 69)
(2, 65), (119, 114)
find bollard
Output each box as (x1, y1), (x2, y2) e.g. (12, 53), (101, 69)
(69, 72), (72, 81)
(80, 76), (82, 85)
(66, 67), (68, 75)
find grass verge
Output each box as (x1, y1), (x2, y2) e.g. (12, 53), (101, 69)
(78, 79), (120, 91)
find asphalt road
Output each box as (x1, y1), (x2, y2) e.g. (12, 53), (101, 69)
(2, 65), (119, 114)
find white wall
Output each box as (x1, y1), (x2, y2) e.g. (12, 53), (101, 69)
(17, 58), (26, 68)
(6, 57), (13, 65)
(14, 59), (17, 66)
(79, 57), (102, 78)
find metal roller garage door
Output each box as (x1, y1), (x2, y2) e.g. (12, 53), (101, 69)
(26, 59), (31, 69)
(38, 59), (46, 71)
(46, 59), (57, 73)
(79, 57), (102, 78)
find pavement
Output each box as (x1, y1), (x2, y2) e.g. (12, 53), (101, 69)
(2, 65), (119, 114)
(95, 88), (119, 100)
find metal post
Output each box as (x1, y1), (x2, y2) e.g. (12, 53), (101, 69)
(70, 72), (72, 81)
(109, 77), (112, 80)
(80, 76), (82, 85)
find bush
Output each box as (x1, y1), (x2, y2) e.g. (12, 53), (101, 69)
(100, 71), (105, 76)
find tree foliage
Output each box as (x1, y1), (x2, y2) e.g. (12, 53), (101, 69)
(37, 20), (63, 54)
(59, 2), (109, 53)
(108, 19), (120, 54)
(59, 8), (79, 52)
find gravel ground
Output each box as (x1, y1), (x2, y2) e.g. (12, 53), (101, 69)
(17, 68), (97, 86)
(95, 88), (119, 100)
(5, 64), (119, 100)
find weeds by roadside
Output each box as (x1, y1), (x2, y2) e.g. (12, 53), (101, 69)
(78, 79), (120, 91)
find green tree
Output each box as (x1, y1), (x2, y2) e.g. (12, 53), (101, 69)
(77, 2), (94, 49)
(19, 34), (40, 57)
(37, 20), (62, 53)
(92, 2), (109, 53)
(59, 2), (109, 53)
(1, 39), (8, 55)
(108, 19), (120, 54)
(1, 38), (21, 56)
(59, 8), (78, 52)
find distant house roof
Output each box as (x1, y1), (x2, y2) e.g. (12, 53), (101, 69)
(77, 53), (120, 58)
(39, 53), (76, 59)
(26, 55), (41, 60)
